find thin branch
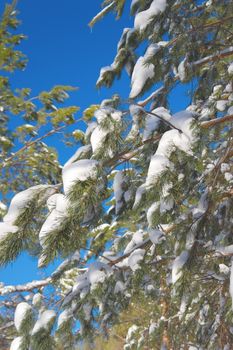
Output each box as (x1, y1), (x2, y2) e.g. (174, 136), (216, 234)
(201, 114), (233, 128)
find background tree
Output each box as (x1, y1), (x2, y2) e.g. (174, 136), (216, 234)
(0, 0), (233, 349)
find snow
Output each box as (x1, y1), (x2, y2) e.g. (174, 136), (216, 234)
(14, 302), (33, 333)
(156, 129), (193, 157)
(124, 230), (145, 254)
(96, 66), (114, 86)
(83, 303), (92, 321)
(46, 193), (61, 212)
(149, 322), (157, 335)
(114, 280), (126, 294)
(133, 184), (146, 208)
(130, 44), (166, 98)
(216, 245), (233, 256)
(0, 222), (18, 241)
(147, 202), (159, 226)
(32, 310), (56, 335)
(216, 100), (228, 111)
(90, 125), (108, 155)
(32, 293), (43, 308)
(70, 262), (112, 298)
(113, 171), (125, 214)
(129, 56), (154, 98)
(219, 264), (229, 275)
(39, 194), (69, 248)
(143, 107), (171, 141)
(178, 58), (187, 81)
(62, 159), (99, 194)
(146, 155), (172, 185)
(134, 0), (167, 31)
(57, 309), (72, 328)
(192, 190), (208, 219)
(227, 106), (233, 115)
(126, 324), (139, 342)
(128, 248), (145, 271)
(228, 62), (233, 75)
(3, 185), (57, 224)
(10, 337), (23, 350)
(63, 145), (92, 168)
(172, 250), (189, 284)
(169, 110), (195, 139)
(225, 172), (233, 182)
(85, 121), (97, 139)
(230, 259), (233, 308)
(148, 229), (164, 244)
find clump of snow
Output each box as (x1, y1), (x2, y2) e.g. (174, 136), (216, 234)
(57, 309), (72, 328)
(149, 322), (157, 335)
(143, 107), (171, 141)
(178, 58), (189, 82)
(192, 190), (208, 219)
(0, 222), (18, 241)
(113, 171), (125, 214)
(149, 229), (164, 244)
(90, 126), (109, 155)
(114, 280), (126, 294)
(69, 262), (112, 300)
(156, 129), (193, 158)
(146, 155), (172, 185)
(219, 264), (230, 275)
(39, 194), (69, 248)
(227, 106), (233, 115)
(85, 121), (97, 140)
(10, 337), (24, 350)
(62, 159), (99, 195)
(134, 0), (167, 32)
(124, 230), (145, 254)
(216, 100), (228, 112)
(32, 293), (43, 308)
(14, 302), (33, 333)
(133, 184), (147, 208)
(63, 145), (92, 168)
(4, 185), (57, 224)
(126, 324), (139, 343)
(172, 250), (189, 284)
(128, 248), (145, 271)
(228, 62), (233, 75)
(147, 202), (159, 227)
(170, 110), (196, 139)
(230, 259), (233, 308)
(130, 43), (166, 98)
(32, 310), (56, 335)
(216, 245), (233, 256)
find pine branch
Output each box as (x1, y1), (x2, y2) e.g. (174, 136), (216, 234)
(193, 46), (233, 67)
(201, 114), (233, 128)
(0, 277), (52, 295)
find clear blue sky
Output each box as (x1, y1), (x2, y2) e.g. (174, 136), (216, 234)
(0, 0), (190, 285)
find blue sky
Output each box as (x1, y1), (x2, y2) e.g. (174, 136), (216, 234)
(0, 0), (191, 285)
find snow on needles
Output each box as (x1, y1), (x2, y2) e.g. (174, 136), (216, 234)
(130, 44), (165, 98)
(172, 250), (189, 284)
(10, 337), (24, 350)
(4, 185), (57, 224)
(62, 159), (99, 195)
(134, 0), (167, 32)
(14, 302), (33, 333)
(32, 310), (56, 335)
(39, 194), (70, 249)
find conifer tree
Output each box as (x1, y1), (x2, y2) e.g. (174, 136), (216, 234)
(1, 0), (233, 349)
